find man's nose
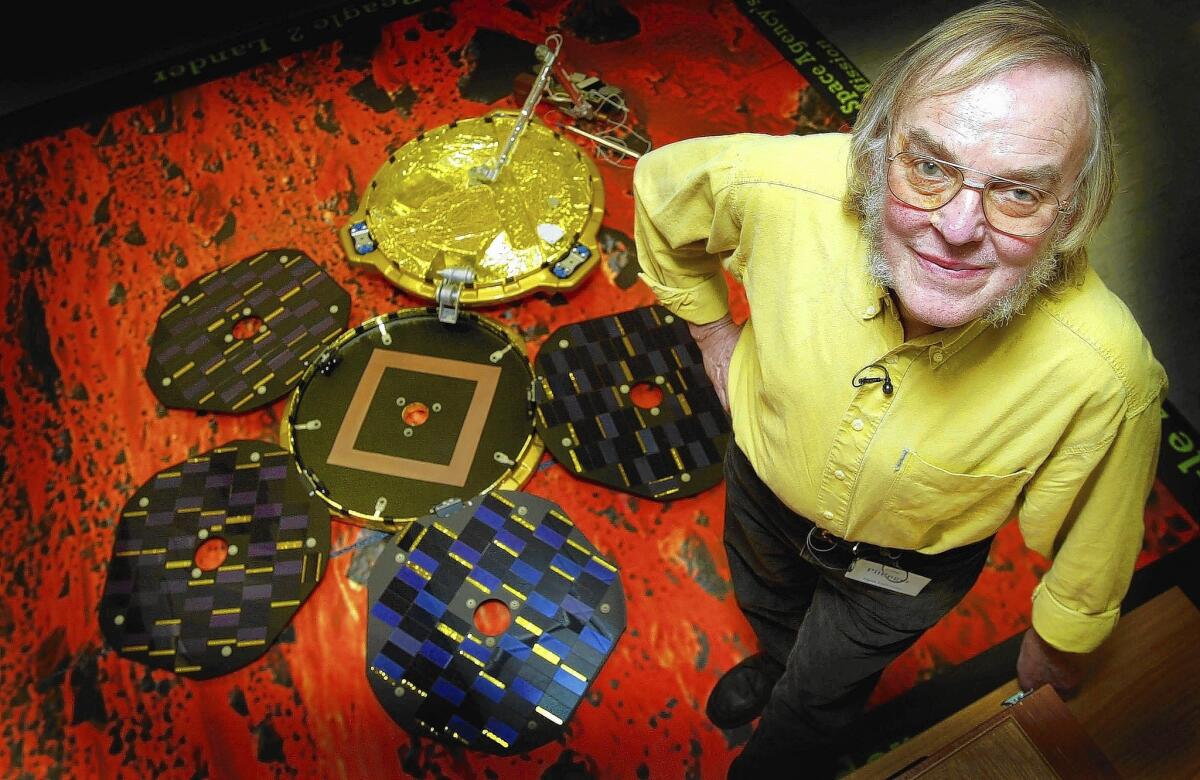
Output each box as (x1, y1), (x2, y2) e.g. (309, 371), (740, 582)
(932, 184), (987, 244)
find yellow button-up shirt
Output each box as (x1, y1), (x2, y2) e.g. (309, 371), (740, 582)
(633, 132), (1167, 653)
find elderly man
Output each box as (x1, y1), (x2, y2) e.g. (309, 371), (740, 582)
(633, 0), (1166, 775)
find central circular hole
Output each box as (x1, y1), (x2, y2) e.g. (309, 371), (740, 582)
(232, 315), (265, 340)
(629, 382), (664, 409)
(472, 599), (512, 636)
(194, 537), (229, 571)
(402, 401), (430, 426)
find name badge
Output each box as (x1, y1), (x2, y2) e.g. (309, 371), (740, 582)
(845, 558), (930, 596)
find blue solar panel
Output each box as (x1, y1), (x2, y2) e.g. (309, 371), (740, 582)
(579, 625), (613, 655)
(448, 714), (481, 743)
(372, 652), (404, 682)
(527, 591), (558, 619)
(511, 676), (542, 705)
(388, 626), (422, 657)
(418, 639), (453, 669)
(469, 565), (500, 591)
(500, 632), (531, 660)
(370, 601), (403, 627)
(399, 566), (427, 590)
(431, 677), (466, 707)
(540, 634), (571, 659)
(365, 491), (625, 756)
(533, 523), (565, 549)
(583, 558), (616, 583)
(413, 588), (447, 619)
(553, 668), (587, 696)
(510, 558), (542, 586)
(550, 553), (582, 579)
(450, 539), (481, 565)
(484, 717), (518, 746)
(495, 528), (525, 554)
(471, 674), (505, 703)
(409, 548), (441, 573)
(474, 504), (506, 530)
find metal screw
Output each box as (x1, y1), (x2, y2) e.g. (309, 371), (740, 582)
(306, 537), (317, 549)
(517, 506), (528, 516)
(485, 637), (497, 647)
(191, 568), (202, 579)
(655, 376), (665, 385)
(619, 384), (630, 394)
(242, 307), (252, 316)
(256, 386), (267, 395)
(404, 428), (414, 437)
(198, 529), (209, 540)
(681, 473), (692, 483)
(161, 377), (171, 387)
(558, 339), (569, 349)
(250, 452), (261, 463)
(227, 545), (239, 556)
(114, 614), (125, 626)
(221, 646), (233, 657)
(394, 686), (405, 697)
(561, 437), (572, 447)
(395, 552), (406, 564)
(509, 600), (520, 610)
(138, 497), (149, 508)
(600, 603), (611, 614)
(466, 598), (477, 609)
(224, 334), (234, 343)
(329, 304), (339, 314)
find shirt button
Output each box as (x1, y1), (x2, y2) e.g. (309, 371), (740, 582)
(885, 355), (898, 365)
(932, 350), (945, 364)
(834, 469), (846, 480)
(852, 418), (864, 431)
(863, 306), (877, 318)
(822, 510), (834, 521)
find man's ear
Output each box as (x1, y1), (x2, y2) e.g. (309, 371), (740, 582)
(1055, 197), (1080, 242)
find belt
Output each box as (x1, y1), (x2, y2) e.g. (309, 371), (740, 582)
(804, 526), (903, 572)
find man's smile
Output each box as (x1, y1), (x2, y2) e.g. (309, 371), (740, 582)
(912, 248), (991, 281)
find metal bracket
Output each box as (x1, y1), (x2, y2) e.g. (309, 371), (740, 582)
(349, 221), (376, 254)
(552, 243), (591, 279)
(435, 268), (475, 324)
(431, 498), (465, 517)
(1001, 689), (1033, 707)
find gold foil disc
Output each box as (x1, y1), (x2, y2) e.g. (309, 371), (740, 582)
(342, 113), (604, 304)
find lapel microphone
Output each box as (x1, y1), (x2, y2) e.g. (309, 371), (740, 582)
(852, 363), (894, 395)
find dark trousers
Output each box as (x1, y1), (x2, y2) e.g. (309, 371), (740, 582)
(723, 443), (993, 778)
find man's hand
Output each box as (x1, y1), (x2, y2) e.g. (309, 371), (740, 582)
(687, 314), (743, 412)
(1016, 627), (1085, 699)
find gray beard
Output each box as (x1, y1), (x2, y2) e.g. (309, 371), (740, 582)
(861, 174), (1058, 328)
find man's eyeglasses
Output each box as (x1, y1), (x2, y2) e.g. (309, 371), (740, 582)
(886, 151), (1072, 237)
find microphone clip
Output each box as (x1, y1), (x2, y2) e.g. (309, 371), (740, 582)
(852, 363), (893, 395)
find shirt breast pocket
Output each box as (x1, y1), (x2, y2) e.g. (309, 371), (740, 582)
(884, 451), (1032, 548)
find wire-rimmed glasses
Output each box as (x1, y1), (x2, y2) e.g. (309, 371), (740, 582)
(887, 151), (1072, 237)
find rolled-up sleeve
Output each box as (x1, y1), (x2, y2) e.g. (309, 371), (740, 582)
(632, 136), (745, 324)
(1020, 381), (1166, 653)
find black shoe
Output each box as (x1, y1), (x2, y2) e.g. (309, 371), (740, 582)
(706, 652), (785, 729)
